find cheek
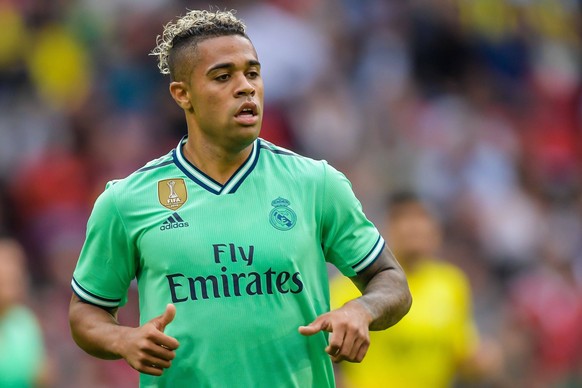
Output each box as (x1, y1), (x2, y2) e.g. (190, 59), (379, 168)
(201, 94), (227, 116)
(254, 79), (264, 94)
(193, 98), (218, 122)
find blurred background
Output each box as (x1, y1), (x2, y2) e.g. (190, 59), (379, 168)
(0, 0), (581, 387)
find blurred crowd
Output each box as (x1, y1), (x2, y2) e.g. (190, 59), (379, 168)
(0, 0), (581, 386)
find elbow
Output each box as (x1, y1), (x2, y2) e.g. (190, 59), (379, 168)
(401, 286), (413, 320)
(387, 276), (413, 329)
(394, 272), (412, 323)
(396, 265), (413, 316)
(369, 275), (413, 331)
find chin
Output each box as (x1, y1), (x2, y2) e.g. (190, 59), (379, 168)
(239, 123), (261, 139)
(228, 127), (261, 151)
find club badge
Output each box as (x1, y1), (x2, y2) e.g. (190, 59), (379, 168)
(269, 197), (297, 231)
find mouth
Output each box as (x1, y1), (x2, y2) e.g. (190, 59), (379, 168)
(235, 101), (259, 117)
(234, 102), (259, 125)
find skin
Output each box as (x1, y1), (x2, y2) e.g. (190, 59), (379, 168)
(386, 202), (442, 271)
(169, 34), (264, 184)
(69, 297), (178, 376)
(69, 34), (412, 375)
(299, 249), (411, 363)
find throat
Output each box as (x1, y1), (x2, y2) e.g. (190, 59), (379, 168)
(182, 141), (253, 185)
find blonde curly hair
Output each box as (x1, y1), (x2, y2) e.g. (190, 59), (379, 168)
(151, 9), (247, 80)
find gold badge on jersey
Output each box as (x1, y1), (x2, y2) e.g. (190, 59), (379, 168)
(158, 178), (188, 211)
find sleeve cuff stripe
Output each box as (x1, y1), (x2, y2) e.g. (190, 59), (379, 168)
(71, 278), (120, 308)
(352, 236), (385, 273)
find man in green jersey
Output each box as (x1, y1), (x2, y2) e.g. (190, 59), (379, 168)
(69, 9), (412, 388)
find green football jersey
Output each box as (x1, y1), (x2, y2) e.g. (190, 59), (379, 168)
(72, 137), (385, 388)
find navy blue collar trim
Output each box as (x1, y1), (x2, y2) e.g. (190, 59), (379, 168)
(172, 136), (260, 195)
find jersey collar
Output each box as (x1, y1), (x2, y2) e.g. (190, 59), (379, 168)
(172, 136), (260, 195)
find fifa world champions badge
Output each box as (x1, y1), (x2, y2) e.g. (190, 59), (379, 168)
(158, 178), (188, 210)
(269, 197), (297, 231)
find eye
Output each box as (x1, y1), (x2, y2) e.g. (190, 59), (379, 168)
(215, 74), (230, 82)
(247, 70), (260, 79)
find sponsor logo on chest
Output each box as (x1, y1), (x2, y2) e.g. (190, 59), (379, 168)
(160, 212), (189, 231)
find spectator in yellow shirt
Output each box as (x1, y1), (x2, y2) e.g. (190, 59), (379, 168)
(331, 192), (479, 388)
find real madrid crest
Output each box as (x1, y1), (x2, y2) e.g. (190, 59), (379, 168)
(269, 197), (297, 231)
(158, 178), (188, 211)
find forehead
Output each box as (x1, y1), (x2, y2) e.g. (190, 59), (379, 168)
(389, 203), (431, 221)
(193, 35), (258, 72)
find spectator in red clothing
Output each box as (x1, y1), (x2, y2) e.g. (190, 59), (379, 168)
(508, 236), (582, 386)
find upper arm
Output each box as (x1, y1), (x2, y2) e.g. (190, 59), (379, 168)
(69, 293), (119, 321)
(68, 293), (125, 360)
(319, 162), (384, 276)
(72, 185), (137, 308)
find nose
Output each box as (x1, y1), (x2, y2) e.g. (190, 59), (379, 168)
(235, 75), (255, 97)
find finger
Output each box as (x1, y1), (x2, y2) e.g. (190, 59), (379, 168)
(330, 347), (346, 363)
(354, 340), (370, 363)
(334, 335), (369, 363)
(142, 354), (173, 370)
(143, 343), (177, 362)
(138, 364), (164, 377)
(343, 329), (363, 362)
(156, 304), (176, 332)
(298, 317), (331, 336)
(143, 324), (180, 350)
(325, 326), (346, 359)
(343, 336), (364, 362)
(156, 334), (180, 351)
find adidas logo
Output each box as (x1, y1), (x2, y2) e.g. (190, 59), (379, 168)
(160, 212), (190, 231)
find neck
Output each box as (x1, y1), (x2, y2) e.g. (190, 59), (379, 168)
(182, 134), (254, 185)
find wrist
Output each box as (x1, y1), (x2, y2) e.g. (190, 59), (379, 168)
(345, 298), (374, 326)
(109, 325), (131, 359)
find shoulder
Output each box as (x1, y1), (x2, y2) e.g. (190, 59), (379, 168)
(259, 139), (324, 170)
(258, 138), (339, 182)
(92, 150), (177, 212)
(103, 150), (175, 194)
(258, 139), (299, 157)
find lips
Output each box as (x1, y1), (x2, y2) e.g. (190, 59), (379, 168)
(235, 102), (258, 117)
(234, 101), (259, 126)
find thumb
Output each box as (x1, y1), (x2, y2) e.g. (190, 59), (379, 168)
(298, 315), (332, 336)
(152, 304), (176, 332)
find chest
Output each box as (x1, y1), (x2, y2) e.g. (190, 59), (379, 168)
(133, 178), (320, 278)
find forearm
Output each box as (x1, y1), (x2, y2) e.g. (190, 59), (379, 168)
(70, 295), (179, 375)
(349, 248), (412, 331)
(353, 267), (411, 330)
(302, 250), (411, 363)
(69, 295), (128, 360)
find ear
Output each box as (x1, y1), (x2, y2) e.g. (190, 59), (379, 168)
(169, 81), (193, 112)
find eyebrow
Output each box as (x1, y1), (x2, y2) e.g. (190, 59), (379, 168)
(206, 60), (261, 75)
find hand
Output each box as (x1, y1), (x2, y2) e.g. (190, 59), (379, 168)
(298, 300), (372, 363)
(117, 304), (180, 376)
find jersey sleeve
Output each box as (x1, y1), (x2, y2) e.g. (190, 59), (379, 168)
(320, 162), (384, 277)
(71, 182), (137, 308)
